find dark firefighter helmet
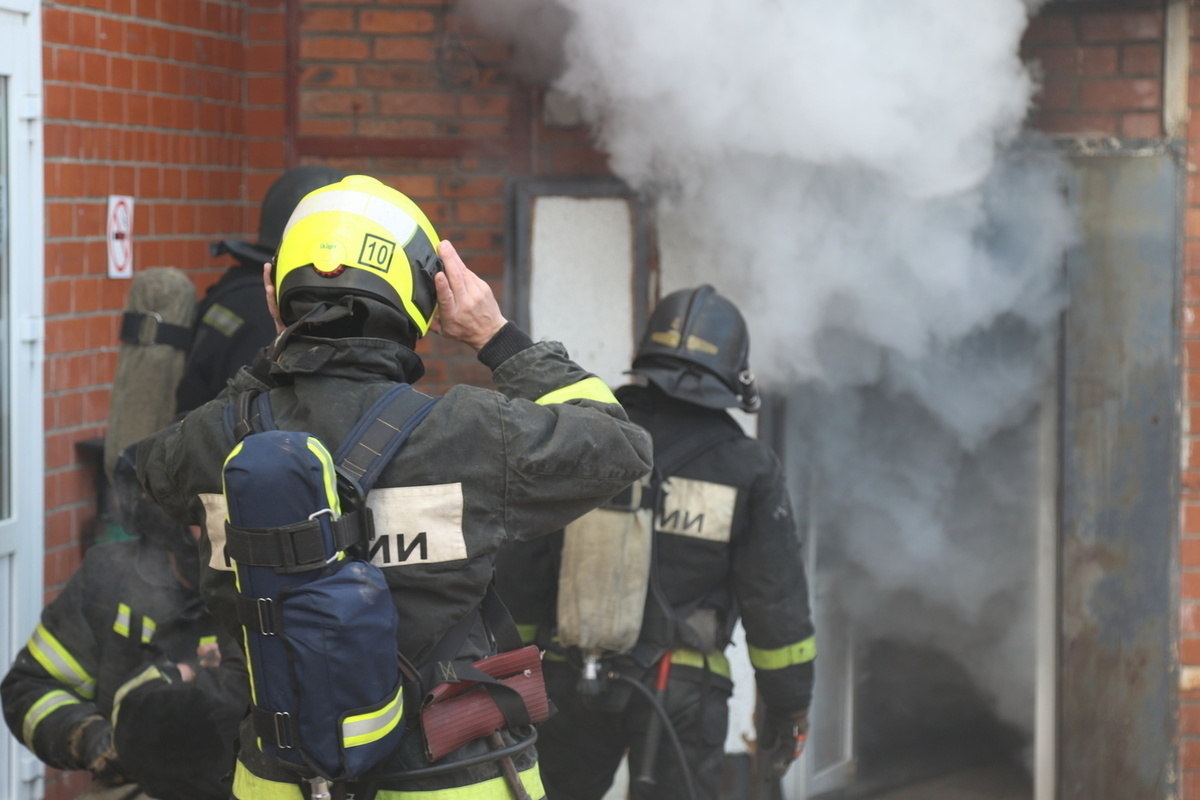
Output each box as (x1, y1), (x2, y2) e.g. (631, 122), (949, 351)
(111, 444), (197, 562)
(272, 175), (443, 337)
(211, 165), (351, 265)
(630, 284), (761, 412)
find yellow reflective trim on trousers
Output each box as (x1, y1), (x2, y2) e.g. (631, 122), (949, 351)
(113, 603), (132, 638)
(232, 761), (545, 800)
(534, 377), (618, 406)
(747, 636), (817, 670)
(22, 690), (79, 748)
(376, 764), (544, 799)
(28, 623), (96, 699)
(670, 649), (731, 679)
(141, 615), (157, 644)
(516, 623), (538, 645)
(342, 685), (404, 747)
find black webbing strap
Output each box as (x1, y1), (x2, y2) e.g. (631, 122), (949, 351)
(236, 594), (282, 636)
(251, 706), (297, 750)
(225, 510), (368, 570)
(120, 310), (191, 350)
(333, 383), (440, 497)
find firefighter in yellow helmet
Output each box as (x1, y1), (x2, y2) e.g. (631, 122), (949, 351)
(135, 174), (653, 799)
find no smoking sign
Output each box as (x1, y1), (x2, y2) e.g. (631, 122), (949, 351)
(107, 195), (134, 279)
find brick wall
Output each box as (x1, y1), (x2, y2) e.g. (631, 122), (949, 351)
(291, 0), (610, 392)
(39, 1), (282, 792)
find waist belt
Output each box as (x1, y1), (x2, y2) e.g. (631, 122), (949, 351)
(669, 648), (731, 679)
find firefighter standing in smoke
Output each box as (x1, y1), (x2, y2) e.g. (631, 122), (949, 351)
(135, 174), (653, 799)
(1, 445), (247, 800)
(495, 285), (815, 800)
(175, 165), (350, 413)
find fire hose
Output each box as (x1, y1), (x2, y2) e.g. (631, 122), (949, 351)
(616, 658), (699, 800)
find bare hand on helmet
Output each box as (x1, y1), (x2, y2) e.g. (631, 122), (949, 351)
(429, 240), (507, 351)
(263, 263), (287, 335)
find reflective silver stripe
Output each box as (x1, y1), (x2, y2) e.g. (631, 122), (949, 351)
(341, 685), (403, 747)
(113, 603), (131, 638)
(21, 690), (79, 748)
(202, 303), (244, 338)
(28, 623), (96, 699)
(282, 189), (419, 246)
(141, 616), (157, 644)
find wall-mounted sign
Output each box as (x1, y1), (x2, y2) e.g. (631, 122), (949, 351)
(107, 195), (134, 279)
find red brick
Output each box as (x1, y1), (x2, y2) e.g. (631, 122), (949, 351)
(360, 10), (436, 35)
(1183, 635), (1200, 664)
(1079, 10), (1163, 43)
(378, 91), (456, 117)
(1121, 43), (1162, 76)
(374, 37), (437, 63)
(1186, 537), (1200, 566)
(302, 36), (370, 62)
(302, 9), (355, 31)
(1078, 77), (1161, 112)
(1021, 13), (1077, 46)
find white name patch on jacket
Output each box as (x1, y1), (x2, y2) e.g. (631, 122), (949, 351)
(656, 477), (737, 543)
(366, 483), (469, 566)
(198, 483), (468, 571)
(199, 493), (232, 572)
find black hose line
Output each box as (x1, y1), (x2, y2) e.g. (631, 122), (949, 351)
(614, 673), (700, 800)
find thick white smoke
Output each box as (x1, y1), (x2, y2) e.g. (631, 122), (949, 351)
(468, 0), (1077, 769)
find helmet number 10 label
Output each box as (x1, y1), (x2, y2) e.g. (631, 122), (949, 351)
(359, 234), (396, 273)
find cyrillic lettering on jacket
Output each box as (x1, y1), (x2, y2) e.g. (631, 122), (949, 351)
(656, 478), (736, 542)
(367, 483), (468, 566)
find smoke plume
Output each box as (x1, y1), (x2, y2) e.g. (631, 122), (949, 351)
(468, 0), (1076, 771)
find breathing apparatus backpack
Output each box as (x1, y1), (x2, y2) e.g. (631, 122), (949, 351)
(221, 383), (439, 785)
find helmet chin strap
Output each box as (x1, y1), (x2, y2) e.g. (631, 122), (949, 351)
(270, 298), (357, 359)
(738, 369), (762, 413)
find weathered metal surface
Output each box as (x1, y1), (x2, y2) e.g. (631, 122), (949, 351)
(1060, 149), (1181, 799)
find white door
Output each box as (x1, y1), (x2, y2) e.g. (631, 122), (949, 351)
(0, 2), (44, 799)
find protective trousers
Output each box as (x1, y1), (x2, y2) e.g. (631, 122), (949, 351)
(535, 660), (732, 800)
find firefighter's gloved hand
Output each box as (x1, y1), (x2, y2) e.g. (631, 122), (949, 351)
(68, 715), (128, 785)
(758, 709), (809, 782)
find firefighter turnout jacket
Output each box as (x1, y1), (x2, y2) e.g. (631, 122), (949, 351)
(495, 382), (815, 798)
(136, 324), (654, 799)
(175, 262), (277, 414)
(1, 538), (247, 800)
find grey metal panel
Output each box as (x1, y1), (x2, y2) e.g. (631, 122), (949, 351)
(1060, 148), (1181, 799)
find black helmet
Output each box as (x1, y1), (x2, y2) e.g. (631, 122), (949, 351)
(211, 166), (351, 265)
(630, 285), (761, 412)
(112, 444), (197, 569)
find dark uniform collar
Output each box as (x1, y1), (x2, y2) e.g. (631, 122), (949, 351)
(269, 334), (425, 384)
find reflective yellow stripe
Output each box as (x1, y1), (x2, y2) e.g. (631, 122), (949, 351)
(670, 649), (731, 679)
(141, 615), (157, 644)
(113, 603), (132, 638)
(112, 664), (167, 729)
(22, 690), (79, 748)
(307, 437), (342, 515)
(233, 762), (304, 800)
(516, 624), (539, 645)
(376, 762), (543, 799)
(200, 635), (218, 647)
(232, 760), (545, 800)
(28, 624), (96, 699)
(342, 685), (404, 748)
(534, 377), (618, 406)
(748, 636), (817, 670)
